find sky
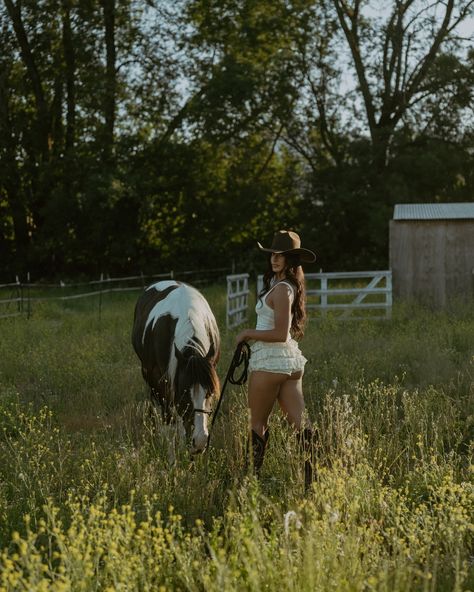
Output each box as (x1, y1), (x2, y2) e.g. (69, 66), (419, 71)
(364, 3), (474, 44)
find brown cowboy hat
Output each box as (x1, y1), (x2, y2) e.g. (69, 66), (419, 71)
(257, 230), (316, 263)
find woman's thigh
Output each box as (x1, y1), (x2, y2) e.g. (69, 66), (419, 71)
(277, 372), (305, 430)
(248, 371), (288, 433)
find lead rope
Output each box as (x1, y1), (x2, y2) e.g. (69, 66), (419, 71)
(206, 341), (250, 449)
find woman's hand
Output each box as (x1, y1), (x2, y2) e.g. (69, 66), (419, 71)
(235, 329), (251, 346)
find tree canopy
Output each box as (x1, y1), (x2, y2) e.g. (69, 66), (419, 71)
(1, 0), (473, 279)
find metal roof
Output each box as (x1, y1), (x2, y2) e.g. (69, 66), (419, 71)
(393, 203), (474, 220)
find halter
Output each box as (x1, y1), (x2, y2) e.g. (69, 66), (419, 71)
(179, 343), (250, 440)
(181, 388), (214, 416)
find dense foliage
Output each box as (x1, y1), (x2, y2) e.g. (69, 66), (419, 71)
(1, 0), (473, 279)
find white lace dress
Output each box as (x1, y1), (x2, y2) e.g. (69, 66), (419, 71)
(248, 281), (308, 375)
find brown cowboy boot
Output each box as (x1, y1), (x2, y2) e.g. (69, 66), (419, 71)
(297, 427), (318, 492)
(247, 429), (269, 475)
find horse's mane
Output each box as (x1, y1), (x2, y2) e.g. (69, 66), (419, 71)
(182, 348), (220, 395)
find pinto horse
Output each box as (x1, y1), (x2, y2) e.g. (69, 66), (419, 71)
(132, 280), (220, 452)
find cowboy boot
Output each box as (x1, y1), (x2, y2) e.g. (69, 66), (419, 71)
(246, 429), (269, 475)
(297, 427), (318, 492)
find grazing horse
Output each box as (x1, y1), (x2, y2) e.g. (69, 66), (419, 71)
(132, 280), (220, 452)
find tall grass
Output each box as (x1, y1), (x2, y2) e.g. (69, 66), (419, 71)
(0, 288), (472, 590)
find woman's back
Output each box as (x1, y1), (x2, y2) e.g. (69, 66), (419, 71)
(255, 281), (295, 336)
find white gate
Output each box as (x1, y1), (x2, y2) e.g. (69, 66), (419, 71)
(257, 271), (392, 320)
(226, 274), (250, 328)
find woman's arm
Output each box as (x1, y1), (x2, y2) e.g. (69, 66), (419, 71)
(235, 284), (291, 344)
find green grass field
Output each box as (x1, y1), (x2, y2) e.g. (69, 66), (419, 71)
(0, 286), (472, 591)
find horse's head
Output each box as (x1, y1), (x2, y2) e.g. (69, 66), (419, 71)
(174, 343), (219, 453)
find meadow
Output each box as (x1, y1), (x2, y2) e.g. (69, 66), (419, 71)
(0, 285), (472, 591)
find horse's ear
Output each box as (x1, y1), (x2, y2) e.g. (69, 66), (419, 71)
(206, 341), (215, 361)
(174, 344), (185, 362)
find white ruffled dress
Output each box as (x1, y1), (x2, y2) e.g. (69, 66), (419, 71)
(248, 281), (307, 375)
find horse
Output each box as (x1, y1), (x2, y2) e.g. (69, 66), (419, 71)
(131, 280), (220, 453)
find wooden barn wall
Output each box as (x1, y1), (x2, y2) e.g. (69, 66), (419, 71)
(389, 220), (474, 306)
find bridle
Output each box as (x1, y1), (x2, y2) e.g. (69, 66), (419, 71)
(181, 342), (250, 445)
(180, 387), (213, 416)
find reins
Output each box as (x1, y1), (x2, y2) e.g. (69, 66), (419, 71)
(206, 341), (250, 449)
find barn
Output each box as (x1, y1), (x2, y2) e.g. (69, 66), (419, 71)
(389, 203), (474, 306)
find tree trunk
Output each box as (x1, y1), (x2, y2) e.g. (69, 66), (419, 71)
(3, 0), (52, 247)
(0, 67), (30, 267)
(371, 124), (397, 172)
(3, 0), (50, 161)
(62, 0), (76, 153)
(101, 0), (116, 163)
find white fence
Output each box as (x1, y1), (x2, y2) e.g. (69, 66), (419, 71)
(256, 271), (392, 320)
(226, 274), (250, 329)
(2, 268), (392, 324)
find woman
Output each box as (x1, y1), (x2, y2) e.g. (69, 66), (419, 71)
(235, 230), (316, 488)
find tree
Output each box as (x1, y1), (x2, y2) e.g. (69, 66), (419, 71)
(331, 0), (474, 169)
(0, 0), (139, 275)
(279, 0), (474, 268)
(1, 0), (473, 277)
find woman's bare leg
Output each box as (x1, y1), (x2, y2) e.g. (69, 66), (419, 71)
(277, 371), (305, 430)
(278, 371), (317, 489)
(248, 371), (288, 437)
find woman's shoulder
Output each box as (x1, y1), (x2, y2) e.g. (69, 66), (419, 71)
(279, 280), (295, 291)
(271, 281), (295, 300)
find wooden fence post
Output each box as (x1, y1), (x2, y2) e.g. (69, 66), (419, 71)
(98, 273), (104, 323)
(320, 275), (328, 319)
(26, 272), (31, 319)
(15, 276), (22, 315)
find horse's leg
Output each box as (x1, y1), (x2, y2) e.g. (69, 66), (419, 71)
(148, 384), (175, 430)
(149, 386), (160, 411)
(145, 366), (169, 420)
(149, 380), (180, 465)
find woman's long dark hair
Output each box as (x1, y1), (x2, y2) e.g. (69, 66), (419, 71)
(259, 253), (307, 340)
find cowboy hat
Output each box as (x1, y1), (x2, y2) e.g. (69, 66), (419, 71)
(257, 230), (316, 263)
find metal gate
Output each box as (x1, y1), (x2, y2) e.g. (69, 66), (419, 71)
(226, 274), (250, 328)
